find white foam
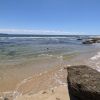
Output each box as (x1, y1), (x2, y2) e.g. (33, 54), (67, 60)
(67, 65), (71, 67)
(90, 52), (100, 60)
(95, 63), (100, 72)
(57, 55), (63, 59)
(38, 54), (53, 57)
(53, 72), (66, 85)
(89, 52), (100, 72)
(0, 91), (19, 100)
(59, 68), (63, 72)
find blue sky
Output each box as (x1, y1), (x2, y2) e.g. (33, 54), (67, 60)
(0, 0), (100, 35)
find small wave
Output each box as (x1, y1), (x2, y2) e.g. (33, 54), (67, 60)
(90, 52), (100, 60)
(38, 54), (64, 64)
(38, 54), (53, 57)
(89, 52), (100, 72)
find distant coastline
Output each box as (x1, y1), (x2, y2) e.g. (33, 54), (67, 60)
(0, 33), (94, 37)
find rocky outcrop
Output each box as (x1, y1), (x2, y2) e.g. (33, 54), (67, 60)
(67, 65), (100, 100)
(82, 39), (94, 44)
(82, 38), (100, 44)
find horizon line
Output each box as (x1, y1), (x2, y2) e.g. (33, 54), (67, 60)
(0, 29), (99, 35)
(0, 29), (88, 35)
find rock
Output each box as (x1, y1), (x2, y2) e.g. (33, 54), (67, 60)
(4, 97), (9, 100)
(82, 40), (94, 44)
(56, 97), (60, 100)
(77, 38), (82, 40)
(67, 65), (100, 100)
(97, 40), (100, 43)
(42, 91), (47, 94)
(82, 38), (100, 44)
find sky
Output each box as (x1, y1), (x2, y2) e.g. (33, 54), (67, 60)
(0, 0), (100, 35)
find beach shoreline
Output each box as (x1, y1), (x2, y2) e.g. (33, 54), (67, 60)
(0, 51), (100, 100)
(0, 36), (100, 100)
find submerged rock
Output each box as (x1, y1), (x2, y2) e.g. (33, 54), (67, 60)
(77, 38), (82, 40)
(67, 65), (100, 100)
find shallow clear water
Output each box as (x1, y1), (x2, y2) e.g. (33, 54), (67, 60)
(0, 36), (100, 72)
(0, 36), (98, 59)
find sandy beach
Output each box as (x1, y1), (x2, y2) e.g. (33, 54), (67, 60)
(14, 65), (68, 99)
(16, 85), (70, 100)
(0, 63), (68, 100)
(14, 64), (69, 100)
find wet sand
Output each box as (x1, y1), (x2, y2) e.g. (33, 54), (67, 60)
(14, 64), (68, 100)
(16, 85), (69, 100)
(0, 57), (67, 100)
(0, 56), (63, 92)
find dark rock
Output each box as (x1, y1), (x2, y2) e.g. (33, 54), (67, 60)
(4, 97), (9, 100)
(42, 91), (47, 94)
(67, 65), (100, 100)
(97, 40), (100, 43)
(82, 38), (100, 44)
(77, 38), (82, 40)
(56, 97), (60, 100)
(82, 40), (94, 44)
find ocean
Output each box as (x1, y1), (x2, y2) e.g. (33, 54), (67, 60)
(0, 35), (100, 99)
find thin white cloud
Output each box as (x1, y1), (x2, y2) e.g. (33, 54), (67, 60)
(0, 29), (86, 35)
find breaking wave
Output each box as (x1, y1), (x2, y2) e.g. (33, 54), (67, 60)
(89, 52), (100, 72)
